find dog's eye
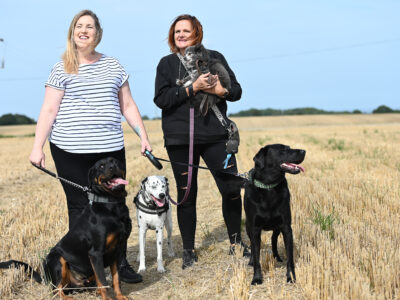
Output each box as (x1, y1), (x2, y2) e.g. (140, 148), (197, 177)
(100, 164), (105, 169)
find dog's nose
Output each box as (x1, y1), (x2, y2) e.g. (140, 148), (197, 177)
(159, 193), (165, 199)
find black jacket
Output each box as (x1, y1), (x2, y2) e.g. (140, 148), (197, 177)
(154, 50), (242, 146)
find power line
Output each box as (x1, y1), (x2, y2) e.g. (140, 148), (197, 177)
(231, 37), (400, 64)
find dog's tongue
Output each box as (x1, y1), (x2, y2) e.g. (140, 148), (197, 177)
(151, 195), (165, 207)
(110, 178), (128, 185)
(285, 163), (305, 172)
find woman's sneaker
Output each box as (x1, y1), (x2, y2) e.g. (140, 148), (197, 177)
(118, 257), (143, 283)
(182, 249), (198, 269)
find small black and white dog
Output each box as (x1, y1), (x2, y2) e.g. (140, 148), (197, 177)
(133, 176), (174, 273)
(178, 43), (231, 115)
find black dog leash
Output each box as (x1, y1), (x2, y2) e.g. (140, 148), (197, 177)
(145, 152), (249, 179)
(31, 163), (90, 192)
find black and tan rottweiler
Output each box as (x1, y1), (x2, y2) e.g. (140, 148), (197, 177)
(0, 157), (130, 300)
(244, 144), (305, 285)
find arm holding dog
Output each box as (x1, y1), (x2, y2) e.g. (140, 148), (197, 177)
(154, 56), (191, 109)
(202, 51), (242, 101)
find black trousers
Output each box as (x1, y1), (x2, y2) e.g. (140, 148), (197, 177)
(50, 143), (131, 261)
(166, 142), (243, 249)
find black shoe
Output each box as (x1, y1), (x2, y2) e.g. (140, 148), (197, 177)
(182, 249), (198, 269)
(119, 258), (143, 284)
(229, 241), (251, 257)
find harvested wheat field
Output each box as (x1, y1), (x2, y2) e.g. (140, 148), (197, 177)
(0, 114), (399, 300)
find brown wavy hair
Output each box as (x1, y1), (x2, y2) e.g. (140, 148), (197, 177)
(62, 10), (103, 74)
(168, 14), (203, 53)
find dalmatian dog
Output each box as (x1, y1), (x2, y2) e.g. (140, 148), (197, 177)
(134, 175), (174, 273)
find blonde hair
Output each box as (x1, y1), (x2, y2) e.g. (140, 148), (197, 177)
(62, 10), (103, 74)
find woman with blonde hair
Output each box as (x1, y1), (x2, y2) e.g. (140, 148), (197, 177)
(30, 9), (149, 283)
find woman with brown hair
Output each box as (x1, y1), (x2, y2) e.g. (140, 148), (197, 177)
(30, 9), (150, 283)
(154, 14), (249, 269)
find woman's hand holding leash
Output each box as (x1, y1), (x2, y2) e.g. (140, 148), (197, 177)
(29, 148), (46, 168)
(140, 138), (152, 156)
(144, 150), (163, 170)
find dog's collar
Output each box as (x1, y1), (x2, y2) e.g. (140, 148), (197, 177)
(87, 192), (123, 205)
(134, 192), (169, 215)
(248, 169), (279, 190)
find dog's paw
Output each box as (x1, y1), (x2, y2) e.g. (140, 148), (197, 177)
(286, 275), (296, 283)
(137, 266), (146, 273)
(157, 265), (166, 273)
(251, 276), (263, 285)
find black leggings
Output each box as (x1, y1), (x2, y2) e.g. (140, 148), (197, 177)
(50, 142), (127, 230)
(166, 142), (243, 249)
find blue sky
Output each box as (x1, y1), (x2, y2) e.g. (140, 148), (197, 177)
(0, 0), (399, 119)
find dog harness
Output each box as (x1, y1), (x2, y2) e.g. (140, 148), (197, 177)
(134, 192), (169, 216)
(248, 169), (280, 190)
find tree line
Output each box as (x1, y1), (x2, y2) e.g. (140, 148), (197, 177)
(229, 105), (399, 117)
(0, 105), (399, 125)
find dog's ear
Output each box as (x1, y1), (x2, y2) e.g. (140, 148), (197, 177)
(195, 44), (202, 51)
(141, 177), (148, 189)
(253, 146), (268, 169)
(88, 165), (96, 185)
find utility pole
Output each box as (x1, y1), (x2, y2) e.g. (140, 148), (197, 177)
(0, 38), (4, 69)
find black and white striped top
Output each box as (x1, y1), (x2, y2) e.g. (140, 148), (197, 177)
(46, 55), (129, 153)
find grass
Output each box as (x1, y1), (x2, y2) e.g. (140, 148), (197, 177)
(311, 206), (338, 240)
(0, 114), (400, 299)
(327, 138), (345, 151)
(0, 133), (35, 138)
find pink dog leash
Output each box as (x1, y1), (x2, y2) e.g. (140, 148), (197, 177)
(169, 107), (194, 206)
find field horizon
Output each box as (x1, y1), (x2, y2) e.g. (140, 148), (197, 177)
(0, 114), (399, 299)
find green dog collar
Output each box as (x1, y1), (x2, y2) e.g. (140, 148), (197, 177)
(248, 169), (279, 190)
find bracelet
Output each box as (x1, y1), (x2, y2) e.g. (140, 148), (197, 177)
(188, 84), (194, 97)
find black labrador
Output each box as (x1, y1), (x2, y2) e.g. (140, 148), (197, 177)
(244, 144), (305, 285)
(0, 157), (130, 300)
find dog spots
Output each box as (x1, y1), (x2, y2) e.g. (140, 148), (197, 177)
(156, 230), (159, 234)
(158, 242), (162, 245)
